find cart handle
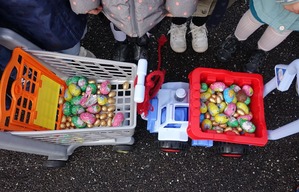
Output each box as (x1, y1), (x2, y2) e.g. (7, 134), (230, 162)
(134, 59), (148, 103)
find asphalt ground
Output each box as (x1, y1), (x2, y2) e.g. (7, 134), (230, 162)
(1, 1), (299, 191)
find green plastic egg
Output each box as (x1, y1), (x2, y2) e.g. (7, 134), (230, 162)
(71, 116), (87, 128)
(66, 76), (80, 86)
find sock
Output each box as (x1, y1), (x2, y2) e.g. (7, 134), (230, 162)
(191, 16), (209, 27)
(172, 17), (187, 25)
(234, 10), (263, 41)
(258, 26), (292, 51)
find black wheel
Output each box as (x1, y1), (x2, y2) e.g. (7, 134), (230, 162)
(113, 145), (133, 154)
(44, 160), (67, 168)
(217, 142), (249, 158)
(158, 141), (189, 153)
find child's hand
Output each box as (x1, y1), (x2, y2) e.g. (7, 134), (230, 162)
(87, 6), (102, 15)
(284, 2), (299, 14)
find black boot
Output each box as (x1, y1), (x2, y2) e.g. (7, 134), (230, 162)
(133, 34), (149, 62)
(216, 34), (240, 62)
(243, 49), (267, 73)
(112, 40), (129, 62)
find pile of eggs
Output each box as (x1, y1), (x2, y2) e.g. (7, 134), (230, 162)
(200, 81), (256, 135)
(59, 76), (129, 129)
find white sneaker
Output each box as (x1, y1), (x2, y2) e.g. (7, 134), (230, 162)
(167, 22), (187, 53)
(79, 46), (96, 58)
(189, 22), (208, 53)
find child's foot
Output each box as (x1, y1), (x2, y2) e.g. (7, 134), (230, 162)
(168, 22), (187, 53)
(112, 40), (129, 62)
(216, 34), (239, 62)
(79, 46), (96, 58)
(133, 34), (149, 61)
(243, 49), (267, 73)
(189, 22), (208, 53)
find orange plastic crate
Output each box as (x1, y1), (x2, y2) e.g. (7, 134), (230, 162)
(187, 67), (267, 146)
(0, 48), (66, 131)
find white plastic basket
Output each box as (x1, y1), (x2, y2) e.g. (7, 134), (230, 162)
(11, 49), (137, 145)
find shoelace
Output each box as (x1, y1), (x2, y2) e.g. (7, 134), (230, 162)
(189, 26), (208, 40)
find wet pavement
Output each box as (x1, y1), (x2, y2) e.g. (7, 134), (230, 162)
(1, 1), (299, 192)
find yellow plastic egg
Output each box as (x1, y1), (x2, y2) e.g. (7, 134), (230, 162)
(207, 102), (219, 116)
(236, 102), (249, 114)
(214, 113), (229, 124)
(68, 83), (81, 97)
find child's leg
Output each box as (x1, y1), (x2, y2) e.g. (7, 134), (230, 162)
(234, 9), (264, 41)
(110, 22), (129, 62)
(244, 27), (292, 73)
(216, 9), (263, 62)
(257, 26), (292, 51)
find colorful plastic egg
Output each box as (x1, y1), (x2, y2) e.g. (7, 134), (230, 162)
(200, 92), (211, 102)
(207, 88), (215, 94)
(230, 84), (241, 92)
(239, 119), (256, 133)
(227, 117), (239, 127)
(224, 103), (236, 116)
(207, 102), (219, 116)
(200, 102), (208, 113)
(210, 82), (226, 92)
(80, 94), (98, 108)
(68, 83), (81, 97)
(200, 114), (205, 122)
(71, 105), (85, 115)
(244, 97), (251, 105)
(242, 85), (253, 97)
(80, 112), (96, 125)
(100, 80), (112, 95)
(78, 76), (88, 92)
(200, 83), (208, 93)
(201, 119), (212, 130)
(112, 112), (124, 127)
(85, 83), (97, 95)
(223, 88), (235, 103)
(97, 95), (108, 105)
(214, 113), (229, 124)
(64, 88), (73, 101)
(70, 95), (82, 105)
(71, 116), (87, 128)
(236, 102), (249, 114)
(63, 102), (72, 116)
(66, 76), (80, 86)
(217, 102), (227, 113)
(237, 114), (253, 121)
(87, 104), (101, 114)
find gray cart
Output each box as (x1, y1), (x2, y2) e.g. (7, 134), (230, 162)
(0, 27), (137, 167)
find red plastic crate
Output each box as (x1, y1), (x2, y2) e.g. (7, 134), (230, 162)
(187, 67), (267, 146)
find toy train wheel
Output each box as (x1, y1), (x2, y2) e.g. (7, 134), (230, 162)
(217, 142), (248, 158)
(158, 141), (189, 153)
(44, 160), (67, 168)
(113, 145), (133, 154)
